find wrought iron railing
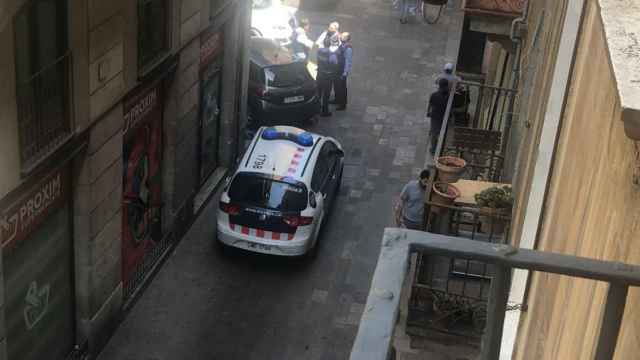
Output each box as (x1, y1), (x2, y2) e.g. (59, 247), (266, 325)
(349, 228), (640, 360)
(15, 52), (73, 171)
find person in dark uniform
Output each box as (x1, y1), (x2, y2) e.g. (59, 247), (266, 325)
(316, 34), (340, 117)
(427, 78), (450, 155)
(334, 32), (352, 111)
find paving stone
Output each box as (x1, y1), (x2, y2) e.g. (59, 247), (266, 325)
(311, 289), (329, 304)
(366, 168), (382, 176)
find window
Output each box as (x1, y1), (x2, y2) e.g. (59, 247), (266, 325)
(14, 0), (71, 169)
(228, 174), (308, 211)
(138, 0), (169, 69)
(311, 143), (337, 192)
(264, 63), (313, 88)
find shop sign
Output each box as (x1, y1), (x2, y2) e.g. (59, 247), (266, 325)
(123, 82), (161, 136)
(200, 32), (223, 68)
(0, 169), (68, 249)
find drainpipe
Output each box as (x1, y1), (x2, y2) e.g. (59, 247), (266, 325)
(499, 2), (529, 176)
(500, 0), (587, 358)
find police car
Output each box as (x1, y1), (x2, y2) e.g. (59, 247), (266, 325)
(217, 126), (344, 256)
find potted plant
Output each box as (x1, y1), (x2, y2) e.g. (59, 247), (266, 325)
(431, 182), (460, 213)
(435, 156), (467, 183)
(474, 185), (513, 235)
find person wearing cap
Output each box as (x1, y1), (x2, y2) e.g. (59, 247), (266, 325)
(435, 62), (461, 90)
(427, 78), (450, 155)
(316, 21), (340, 49)
(334, 32), (352, 111)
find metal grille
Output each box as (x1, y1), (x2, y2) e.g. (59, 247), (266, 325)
(16, 53), (72, 171)
(409, 205), (511, 337)
(123, 201), (190, 303)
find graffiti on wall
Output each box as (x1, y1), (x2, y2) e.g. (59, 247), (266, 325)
(122, 82), (163, 286)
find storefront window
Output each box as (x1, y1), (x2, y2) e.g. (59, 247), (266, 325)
(199, 60), (222, 183)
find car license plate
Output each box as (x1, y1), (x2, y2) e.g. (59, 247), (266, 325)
(248, 242), (272, 251)
(284, 95), (304, 104)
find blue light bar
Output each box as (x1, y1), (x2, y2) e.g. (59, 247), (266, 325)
(260, 127), (314, 147)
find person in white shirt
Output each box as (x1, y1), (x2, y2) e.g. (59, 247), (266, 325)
(291, 18), (314, 61)
(316, 21), (340, 49)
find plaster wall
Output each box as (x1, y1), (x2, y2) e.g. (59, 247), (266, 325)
(509, 0), (567, 247)
(0, 26), (21, 199)
(514, 0), (640, 358)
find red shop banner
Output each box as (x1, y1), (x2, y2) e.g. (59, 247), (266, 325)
(122, 81), (163, 286)
(0, 168), (69, 250)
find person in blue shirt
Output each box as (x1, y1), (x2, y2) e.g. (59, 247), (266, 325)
(317, 34), (341, 117)
(334, 32), (352, 111)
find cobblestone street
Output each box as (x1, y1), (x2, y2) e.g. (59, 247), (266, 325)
(98, 0), (462, 359)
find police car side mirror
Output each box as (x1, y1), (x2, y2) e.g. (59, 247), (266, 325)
(309, 191), (317, 208)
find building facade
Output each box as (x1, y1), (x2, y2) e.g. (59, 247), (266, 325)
(0, 0), (251, 358)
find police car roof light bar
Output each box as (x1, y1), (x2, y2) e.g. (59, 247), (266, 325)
(261, 127), (314, 147)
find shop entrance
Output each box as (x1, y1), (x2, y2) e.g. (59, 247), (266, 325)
(1, 168), (75, 360)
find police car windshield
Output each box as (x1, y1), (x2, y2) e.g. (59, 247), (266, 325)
(228, 173), (307, 211)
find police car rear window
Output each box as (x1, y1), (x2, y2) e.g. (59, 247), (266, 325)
(228, 173), (307, 211)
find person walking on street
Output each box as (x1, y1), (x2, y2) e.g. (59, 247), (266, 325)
(395, 169), (431, 230)
(291, 18), (314, 61)
(317, 35), (340, 117)
(427, 78), (450, 155)
(435, 62), (461, 90)
(334, 32), (352, 111)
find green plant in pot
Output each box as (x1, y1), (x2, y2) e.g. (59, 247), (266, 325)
(474, 186), (513, 235)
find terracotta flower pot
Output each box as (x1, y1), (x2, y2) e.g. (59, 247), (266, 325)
(435, 156), (467, 183)
(431, 182), (460, 213)
(478, 207), (509, 236)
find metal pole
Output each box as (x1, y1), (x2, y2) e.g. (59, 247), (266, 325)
(594, 283), (628, 360)
(481, 266), (512, 360)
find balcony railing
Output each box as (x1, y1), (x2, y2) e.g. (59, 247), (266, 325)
(349, 228), (640, 360)
(16, 52), (73, 172)
(462, 0), (525, 17)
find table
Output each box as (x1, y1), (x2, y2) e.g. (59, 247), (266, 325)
(452, 179), (510, 207)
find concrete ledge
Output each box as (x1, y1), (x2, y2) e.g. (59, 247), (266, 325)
(599, 0), (640, 139)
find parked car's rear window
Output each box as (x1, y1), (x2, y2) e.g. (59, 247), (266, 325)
(264, 63), (312, 88)
(228, 173), (307, 211)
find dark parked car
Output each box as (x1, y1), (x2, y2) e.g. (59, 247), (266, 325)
(248, 37), (319, 127)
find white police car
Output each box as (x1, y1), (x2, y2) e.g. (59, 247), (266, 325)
(217, 126), (344, 256)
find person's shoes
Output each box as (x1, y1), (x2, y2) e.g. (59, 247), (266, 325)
(320, 112), (332, 117)
(335, 106), (346, 111)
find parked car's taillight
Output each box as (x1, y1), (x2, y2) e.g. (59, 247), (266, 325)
(283, 215), (313, 227)
(220, 202), (240, 216)
(253, 86), (270, 99)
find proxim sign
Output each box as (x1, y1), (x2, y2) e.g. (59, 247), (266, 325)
(0, 169), (67, 249)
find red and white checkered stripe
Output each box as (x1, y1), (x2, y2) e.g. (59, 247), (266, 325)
(287, 147), (306, 176)
(229, 223), (295, 240)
